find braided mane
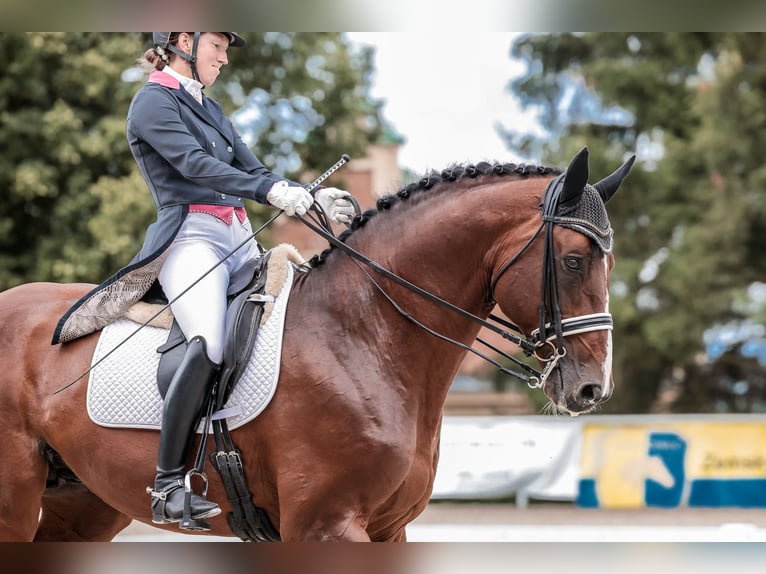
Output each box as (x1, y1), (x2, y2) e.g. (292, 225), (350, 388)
(308, 160), (562, 267)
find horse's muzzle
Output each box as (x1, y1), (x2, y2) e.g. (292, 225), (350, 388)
(566, 379), (612, 414)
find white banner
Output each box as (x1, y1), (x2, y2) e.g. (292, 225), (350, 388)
(431, 416), (582, 504)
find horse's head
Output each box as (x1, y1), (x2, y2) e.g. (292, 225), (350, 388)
(491, 147), (634, 415)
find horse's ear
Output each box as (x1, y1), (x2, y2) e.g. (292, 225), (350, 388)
(560, 147), (589, 205)
(593, 154), (636, 203)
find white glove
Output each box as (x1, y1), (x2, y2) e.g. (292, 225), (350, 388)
(314, 187), (355, 225)
(266, 181), (313, 217)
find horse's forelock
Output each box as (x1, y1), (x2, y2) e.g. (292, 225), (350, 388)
(308, 161), (562, 267)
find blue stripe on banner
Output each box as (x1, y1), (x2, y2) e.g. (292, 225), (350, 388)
(689, 479), (766, 507)
(577, 479), (599, 508)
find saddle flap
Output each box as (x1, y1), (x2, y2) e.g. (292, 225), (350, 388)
(156, 320), (187, 399)
(156, 331), (185, 354)
(219, 253), (272, 404)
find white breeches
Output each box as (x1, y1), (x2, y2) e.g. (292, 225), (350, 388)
(159, 213), (262, 363)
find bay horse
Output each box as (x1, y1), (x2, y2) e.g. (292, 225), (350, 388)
(0, 147), (633, 541)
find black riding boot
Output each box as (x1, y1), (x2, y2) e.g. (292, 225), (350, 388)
(148, 336), (221, 525)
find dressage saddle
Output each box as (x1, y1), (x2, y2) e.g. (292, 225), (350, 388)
(154, 250), (272, 403)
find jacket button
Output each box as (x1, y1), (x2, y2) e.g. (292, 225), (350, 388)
(211, 141), (216, 148)
(227, 146), (233, 152)
(220, 194), (227, 200)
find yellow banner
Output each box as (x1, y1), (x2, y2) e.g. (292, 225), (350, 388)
(578, 420), (766, 508)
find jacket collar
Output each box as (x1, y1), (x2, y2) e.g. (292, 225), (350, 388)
(148, 70), (180, 89)
(158, 66), (204, 103)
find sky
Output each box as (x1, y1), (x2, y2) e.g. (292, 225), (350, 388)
(345, 32), (540, 175)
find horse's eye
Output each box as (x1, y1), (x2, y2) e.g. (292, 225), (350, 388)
(564, 256), (582, 271)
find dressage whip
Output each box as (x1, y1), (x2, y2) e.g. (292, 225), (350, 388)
(52, 154), (351, 396)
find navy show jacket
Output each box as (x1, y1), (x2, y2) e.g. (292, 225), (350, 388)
(52, 71), (302, 345)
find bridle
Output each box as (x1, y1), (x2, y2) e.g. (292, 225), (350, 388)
(487, 172), (614, 387)
(300, 172), (614, 389)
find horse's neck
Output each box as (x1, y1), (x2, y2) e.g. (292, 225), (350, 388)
(363, 184), (538, 316)
(307, 182), (539, 403)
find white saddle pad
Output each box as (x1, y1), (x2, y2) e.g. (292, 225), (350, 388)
(86, 262), (294, 432)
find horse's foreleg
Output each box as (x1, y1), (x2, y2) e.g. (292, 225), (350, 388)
(280, 511), (371, 542)
(35, 484), (132, 541)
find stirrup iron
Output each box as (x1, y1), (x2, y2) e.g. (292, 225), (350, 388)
(180, 469), (216, 531)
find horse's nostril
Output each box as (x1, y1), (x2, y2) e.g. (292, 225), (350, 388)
(578, 383), (601, 404)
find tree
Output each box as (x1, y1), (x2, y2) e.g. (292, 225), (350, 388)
(0, 33), (142, 289)
(0, 33), (382, 291)
(504, 33), (766, 413)
(214, 33), (381, 177)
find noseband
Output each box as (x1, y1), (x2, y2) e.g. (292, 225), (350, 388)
(488, 172), (613, 387)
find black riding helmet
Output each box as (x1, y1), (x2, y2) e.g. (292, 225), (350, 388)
(152, 32), (246, 82)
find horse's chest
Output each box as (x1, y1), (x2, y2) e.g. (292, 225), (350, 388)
(368, 455), (435, 539)
(392, 451), (437, 510)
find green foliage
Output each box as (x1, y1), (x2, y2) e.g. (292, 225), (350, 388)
(0, 33), (140, 288)
(207, 32), (382, 178)
(0, 32), (381, 290)
(506, 33), (766, 413)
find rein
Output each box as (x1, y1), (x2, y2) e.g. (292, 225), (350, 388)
(302, 173), (614, 388)
(300, 212), (543, 384)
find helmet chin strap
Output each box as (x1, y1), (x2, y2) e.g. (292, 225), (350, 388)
(165, 32), (202, 82)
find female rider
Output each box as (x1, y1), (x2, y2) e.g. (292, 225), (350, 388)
(52, 32), (354, 527)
